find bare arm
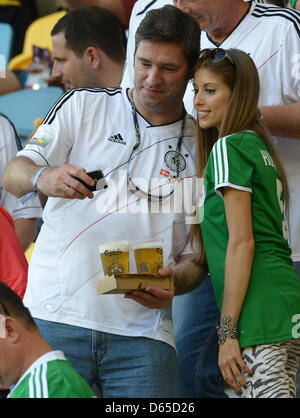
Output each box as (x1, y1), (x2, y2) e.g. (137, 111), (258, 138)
(260, 103), (300, 139)
(168, 253), (208, 295)
(218, 188), (254, 393)
(0, 72), (21, 95)
(14, 218), (37, 251)
(124, 253), (208, 309)
(3, 156), (96, 200)
(221, 189), (255, 324)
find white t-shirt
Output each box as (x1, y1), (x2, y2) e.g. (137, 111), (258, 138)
(0, 114), (42, 220)
(18, 87), (196, 347)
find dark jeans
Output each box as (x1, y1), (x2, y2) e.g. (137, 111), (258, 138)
(173, 276), (227, 398)
(35, 318), (179, 398)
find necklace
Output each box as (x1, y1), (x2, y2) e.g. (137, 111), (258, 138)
(127, 89), (186, 201)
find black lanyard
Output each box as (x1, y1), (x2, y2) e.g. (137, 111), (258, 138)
(127, 89), (186, 201)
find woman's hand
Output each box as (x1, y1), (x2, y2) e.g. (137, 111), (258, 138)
(218, 337), (253, 394)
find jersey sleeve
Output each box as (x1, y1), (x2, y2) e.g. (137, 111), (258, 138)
(209, 134), (253, 197)
(281, 24), (300, 103)
(17, 90), (79, 167)
(0, 116), (42, 219)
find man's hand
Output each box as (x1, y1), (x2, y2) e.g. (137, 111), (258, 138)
(37, 164), (96, 200)
(124, 267), (175, 309)
(124, 287), (175, 309)
(3, 157), (97, 200)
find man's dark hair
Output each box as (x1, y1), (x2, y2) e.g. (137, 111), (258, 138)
(135, 5), (201, 77)
(0, 283), (37, 330)
(51, 6), (127, 64)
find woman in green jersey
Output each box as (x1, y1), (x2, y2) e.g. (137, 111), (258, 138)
(191, 48), (300, 398)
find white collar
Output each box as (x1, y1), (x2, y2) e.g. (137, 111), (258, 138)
(9, 350), (66, 396)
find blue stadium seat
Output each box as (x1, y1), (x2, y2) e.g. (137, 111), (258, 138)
(0, 87), (64, 143)
(0, 22), (13, 72)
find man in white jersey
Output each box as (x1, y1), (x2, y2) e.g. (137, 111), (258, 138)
(3, 6), (206, 398)
(0, 114), (42, 251)
(50, 6), (126, 91)
(121, 0), (223, 398)
(0, 283), (96, 398)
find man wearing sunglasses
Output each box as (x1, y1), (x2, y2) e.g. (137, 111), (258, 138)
(3, 6), (207, 398)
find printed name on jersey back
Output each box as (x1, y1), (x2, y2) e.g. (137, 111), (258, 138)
(260, 149), (275, 168)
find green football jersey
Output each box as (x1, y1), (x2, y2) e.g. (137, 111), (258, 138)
(8, 351), (96, 398)
(199, 131), (300, 348)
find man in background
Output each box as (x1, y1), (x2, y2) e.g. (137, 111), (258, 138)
(0, 283), (96, 398)
(64, 0), (136, 29)
(51, 6), (127, 90)
(0, 114), (42, 251)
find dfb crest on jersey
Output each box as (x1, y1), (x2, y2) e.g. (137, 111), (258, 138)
(164, 150), (186, 173)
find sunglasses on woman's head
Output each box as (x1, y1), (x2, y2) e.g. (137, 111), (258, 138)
(199, 48), (234, 65)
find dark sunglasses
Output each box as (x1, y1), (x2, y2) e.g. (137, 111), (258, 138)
(199, 48), (234, 65)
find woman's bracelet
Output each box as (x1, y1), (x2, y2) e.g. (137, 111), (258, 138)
(216, 316), (239, 345)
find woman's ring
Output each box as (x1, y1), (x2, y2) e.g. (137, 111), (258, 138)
(64, 185), (70, 193)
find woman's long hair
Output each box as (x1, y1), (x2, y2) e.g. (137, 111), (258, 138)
(191, 48), (289, 263)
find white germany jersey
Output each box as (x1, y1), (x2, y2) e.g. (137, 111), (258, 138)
(18, 87), (196, 347)
(0, 115), (42, 220)
(184, 2), (300, 262)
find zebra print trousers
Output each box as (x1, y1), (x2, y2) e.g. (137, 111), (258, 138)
(240, 338), (300, 398)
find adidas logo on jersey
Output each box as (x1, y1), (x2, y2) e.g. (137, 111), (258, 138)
(107, 133), (126, 145)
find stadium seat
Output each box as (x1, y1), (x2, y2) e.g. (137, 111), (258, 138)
(0, 23), (13, 71)
(0, 86), (64, 143)
(8, 10), (65, 71)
